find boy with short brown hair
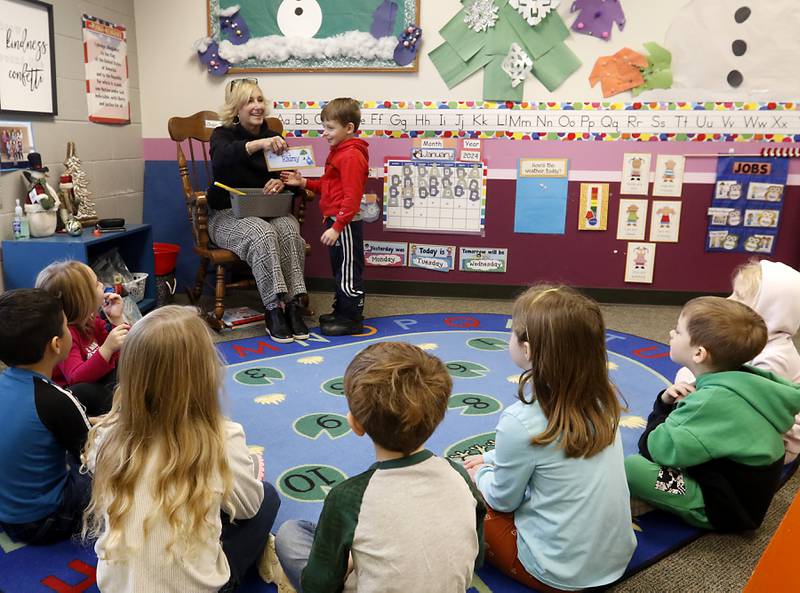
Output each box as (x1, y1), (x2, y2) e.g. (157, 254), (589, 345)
(626, 296), (800, 532)
(274, 342), (485, 593)
(282, 98), (368, 336)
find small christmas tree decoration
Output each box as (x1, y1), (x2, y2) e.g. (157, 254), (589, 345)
(464, 0), (499, 33)
(64, 142), (98, 227)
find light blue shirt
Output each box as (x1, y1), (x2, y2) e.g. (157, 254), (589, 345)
(476, 400), (636, 590)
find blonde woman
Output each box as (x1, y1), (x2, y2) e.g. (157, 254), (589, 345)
(207, 78), (308, 343)
(83, 306), (280, 593)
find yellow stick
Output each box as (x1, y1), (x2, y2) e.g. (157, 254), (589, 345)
(213, 181), (246, 195)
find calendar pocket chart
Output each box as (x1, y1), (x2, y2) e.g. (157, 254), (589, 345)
(383, 159), (487, 234)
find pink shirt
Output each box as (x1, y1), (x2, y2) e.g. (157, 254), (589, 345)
(53, 317), (117, 386)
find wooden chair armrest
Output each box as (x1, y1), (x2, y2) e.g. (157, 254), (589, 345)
(192, 192), (211, 249)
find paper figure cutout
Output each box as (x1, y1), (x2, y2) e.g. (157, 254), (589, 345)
(218, 6), (251, 45)
(394, 25), (422, 66)
(653, 155), (685, 197)
(715, 180), (742, 200)
(744, 209), (780, 228)
(649, 200), (682, 243)
(616, 199), (648, 241)
(578, 183), (609, 231)
(464, 0), (500, 33)
(744, 235), (775, 253)
(747, 182), (784, 202)
(509, 0), (560, 27)
(371, 0), (398, 38)
(632, 42), (673, 96)
(589, 48), (647, 97)
(620, 153), (651, 195)
(625, 242), (656, 284)
(502, 43), (533, 87)
(570, 0), (625, 40)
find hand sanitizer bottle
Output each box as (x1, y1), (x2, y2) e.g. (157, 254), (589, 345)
(13, 199), (29, 240)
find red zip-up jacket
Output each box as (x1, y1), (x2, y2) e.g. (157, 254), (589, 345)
(306, 138), (369, 233)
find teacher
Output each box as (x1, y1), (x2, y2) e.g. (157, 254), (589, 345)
(206, 78), (308, 343)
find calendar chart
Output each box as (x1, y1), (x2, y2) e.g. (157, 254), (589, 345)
(383, 160), (487, 234)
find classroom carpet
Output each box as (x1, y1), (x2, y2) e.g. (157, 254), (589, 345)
(0, 313), (727, 592)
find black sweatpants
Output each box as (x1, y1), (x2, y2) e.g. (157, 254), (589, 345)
(326, 218), (365, 320)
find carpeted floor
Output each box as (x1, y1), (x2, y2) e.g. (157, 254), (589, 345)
(212, 290), (800, 593)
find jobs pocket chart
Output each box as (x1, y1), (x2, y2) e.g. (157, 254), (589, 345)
(383, 159), (487, 235)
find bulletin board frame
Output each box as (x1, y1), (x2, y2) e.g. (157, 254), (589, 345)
(206, 0), (420, 73)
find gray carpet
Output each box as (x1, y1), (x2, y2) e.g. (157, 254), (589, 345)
(207, 289), (800, 593)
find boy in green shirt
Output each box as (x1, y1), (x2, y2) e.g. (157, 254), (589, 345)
(272, 342), (485, 592)
(626, 296), (800, 531)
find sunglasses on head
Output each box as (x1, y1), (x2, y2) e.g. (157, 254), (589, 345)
(228, 77), (258, 93)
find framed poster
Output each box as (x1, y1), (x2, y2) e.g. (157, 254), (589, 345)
(205, 0), (420, 73)
(0, 0), (57, 115)
(82, 15), (129, 124)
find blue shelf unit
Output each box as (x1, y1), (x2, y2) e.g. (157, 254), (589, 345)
(2, 224), (157, 313)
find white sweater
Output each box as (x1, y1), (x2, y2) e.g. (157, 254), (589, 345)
(90, 421), (264, 593)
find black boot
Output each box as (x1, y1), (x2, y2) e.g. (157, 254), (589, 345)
(319, 299), (339, 325)
(320, 315), (364, 336)
(286, 299), (310, 340)
(265, 308), (293, 343)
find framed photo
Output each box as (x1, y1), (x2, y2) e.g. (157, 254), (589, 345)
(205, 0), (420, 73)
(0, 120), (33, 169)
(0, 0), (57, 115)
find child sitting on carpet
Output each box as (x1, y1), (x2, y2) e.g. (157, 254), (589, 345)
(673, 259), (800, 463)
(273, 342), (486, 593)
(626, 297), (800, 532)
(0, 289), (92, 545)
(465, 285), (637, 592)
(82, 306), (281, 593)
(35, 260), (129, 415)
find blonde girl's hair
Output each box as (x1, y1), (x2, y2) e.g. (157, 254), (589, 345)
(82, 305), (232, 560)
(220, 79), (268, 127)
(731, 259), (762, 306)
(35, 260), (98, 337)
(512, 285), (623, 458)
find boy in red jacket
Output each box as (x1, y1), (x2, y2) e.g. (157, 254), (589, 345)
(282, 98), (369, 336)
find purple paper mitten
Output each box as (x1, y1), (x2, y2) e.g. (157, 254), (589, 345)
(570, 0), (625, 40)
(197, 39), (231, 76)
(371, 0), (399, 38)
(219, 6), (251, 45)
(393, 25), (422, 66)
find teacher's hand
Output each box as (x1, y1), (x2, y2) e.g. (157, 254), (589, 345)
(266, 136), (287, 155)
(263, 179), (285, 194)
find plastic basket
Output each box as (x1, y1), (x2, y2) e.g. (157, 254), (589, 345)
(124, 272), (148, 303)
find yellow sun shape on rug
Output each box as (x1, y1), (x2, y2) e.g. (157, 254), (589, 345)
(416, 343), (438, 351)
(248, 445), (264, 455)
(607, 361), (619, 371)
(507, 374), (521, 383)
(298, 356), (324, 365)
(254, 394), (286, 405)
(620, 415), (647, 429)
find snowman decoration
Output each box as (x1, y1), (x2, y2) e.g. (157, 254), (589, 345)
(277, 0), (323, 38)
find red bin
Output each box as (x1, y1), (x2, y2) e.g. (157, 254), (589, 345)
(153, 242), (180, 276)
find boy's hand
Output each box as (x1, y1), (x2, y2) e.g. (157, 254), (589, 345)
(321, 227), (340, 246)
(466, 463), (487, 481)
(661, 382), (696, 404)
(464, 455), (485, 469)
(102, 292), (125, 323)
(280, 170), (306, 188)
(99, 323), (130, 360)
(263, 179), (285, 194)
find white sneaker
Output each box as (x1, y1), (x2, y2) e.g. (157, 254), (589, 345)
(258, 534), (297, 593)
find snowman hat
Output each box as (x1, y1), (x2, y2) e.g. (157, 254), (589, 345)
(26, 152), (48, 173)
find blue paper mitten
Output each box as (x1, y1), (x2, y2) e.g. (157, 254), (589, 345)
(394, 25), (422, 66)
(371, 0), (399, 38)
(197, 39), (231, 76)
(219, 7), (251, 45)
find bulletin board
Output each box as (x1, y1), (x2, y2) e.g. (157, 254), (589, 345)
(206, 0), (420, 72)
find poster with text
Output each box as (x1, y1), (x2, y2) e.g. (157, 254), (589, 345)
(616, 199), (648, 241)
(578, 183), (610, 231)
(83, 15), (129, 124)
(364, 241), (408, 267)
(624, 242), (656, 284)
(409, 244), (455, 272)
(649, 200), (682, 243)
(458, 247), (507, 273)
(514, 158), (569, 235)
(620, 153), (651, 195)
(653, 155), (685, 197)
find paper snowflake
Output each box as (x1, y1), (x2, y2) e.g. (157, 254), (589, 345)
(502, 43), (533, 87)
(463, 0), (499, 33)
(509, 0), (560, 26)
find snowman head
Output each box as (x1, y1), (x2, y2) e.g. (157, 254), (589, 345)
(277, 0), (323, 38)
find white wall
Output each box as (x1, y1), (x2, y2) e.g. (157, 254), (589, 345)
(0, 0), (143, 289)
(134, 0), (704, 139)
